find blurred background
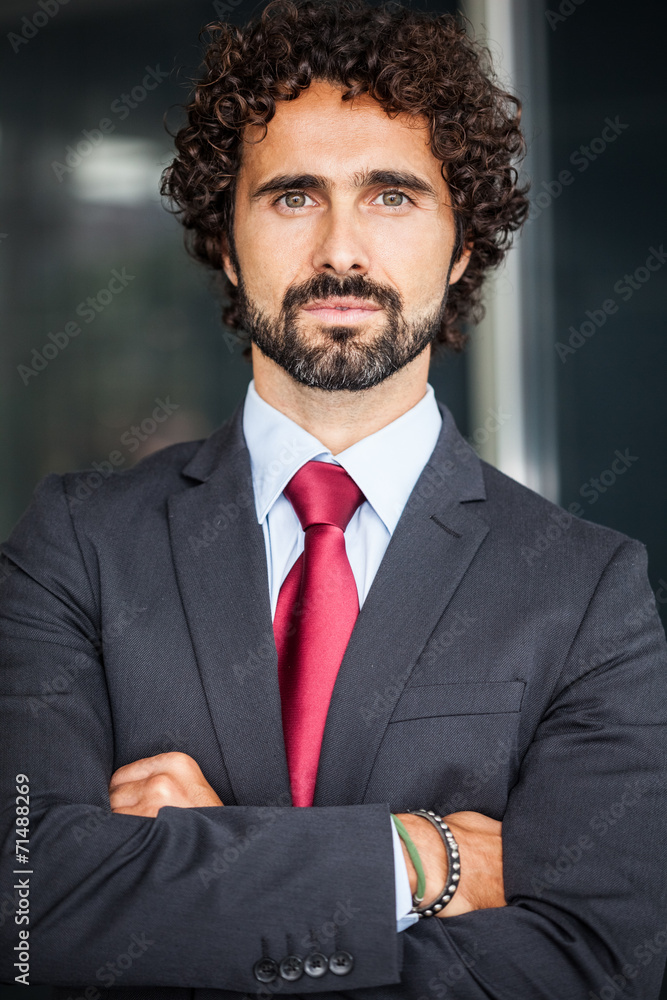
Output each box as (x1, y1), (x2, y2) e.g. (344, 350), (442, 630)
(0, 0), (666, 994)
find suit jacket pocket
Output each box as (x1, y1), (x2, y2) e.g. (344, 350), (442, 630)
(390, 679), (526, 721)
(364, 680), (525, 817)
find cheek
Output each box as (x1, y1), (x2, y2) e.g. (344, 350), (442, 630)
(375, 227), (451, 299)
(236, 220), (314, 309)
(385, 253), (451, 313)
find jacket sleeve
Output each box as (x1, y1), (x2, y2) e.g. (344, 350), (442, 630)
(0, 473), (403, 991)
(362, 536), (667, 999)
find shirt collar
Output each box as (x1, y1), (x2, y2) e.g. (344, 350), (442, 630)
(242, 378), (442, 534)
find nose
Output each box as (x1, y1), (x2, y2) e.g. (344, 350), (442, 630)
(310, 207), (370, 276)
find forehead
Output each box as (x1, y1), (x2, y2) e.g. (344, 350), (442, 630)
(239, 78), (443, 185)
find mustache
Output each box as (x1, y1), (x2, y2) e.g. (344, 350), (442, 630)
(281, 272), (403, 314)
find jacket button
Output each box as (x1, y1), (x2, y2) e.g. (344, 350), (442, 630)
(329, 950), (354, 975)
(303, 952), (328, 977)
(253, 958), (279, 983)
(279, 955), (304, 981)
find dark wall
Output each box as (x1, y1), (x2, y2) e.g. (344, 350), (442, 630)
(546, 0), (667, 626)
(0, 0), (252, 540)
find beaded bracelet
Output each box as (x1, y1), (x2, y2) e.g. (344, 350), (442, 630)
(404, 809), (461, 918)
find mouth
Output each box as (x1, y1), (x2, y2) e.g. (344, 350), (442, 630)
(301, 297), (382, 324)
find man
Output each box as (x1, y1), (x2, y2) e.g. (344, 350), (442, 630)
(1, 1), (666, 998)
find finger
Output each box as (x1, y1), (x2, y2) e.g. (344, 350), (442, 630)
(108, 773), (178, 805)
(108, 777), (147, 807)
(110, 803), (161, 818)
(109, 771), (151, 796)
(110, 752), (195, 791)
(109, 757), (164, 790)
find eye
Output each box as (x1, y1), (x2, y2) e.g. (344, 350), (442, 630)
(373, 189), (414, 208)
(275, 191), (316, 210)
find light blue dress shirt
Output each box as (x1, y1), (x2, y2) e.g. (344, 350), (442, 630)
(242, 378), (443, 932)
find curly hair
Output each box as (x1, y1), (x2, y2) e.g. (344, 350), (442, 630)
(160, 0), (530, 358)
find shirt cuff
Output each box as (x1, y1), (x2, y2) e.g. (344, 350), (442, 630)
(390, 815), (419, 931)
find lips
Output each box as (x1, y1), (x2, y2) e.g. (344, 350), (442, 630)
(302, 297), (381, 312)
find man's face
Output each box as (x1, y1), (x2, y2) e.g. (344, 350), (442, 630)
(222, 79), (471, 391)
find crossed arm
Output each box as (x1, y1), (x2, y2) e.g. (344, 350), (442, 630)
(108, 750), (506, 918)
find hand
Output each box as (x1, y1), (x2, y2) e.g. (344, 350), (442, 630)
(395, 810), (505, 917)
(109, 751), (223, 817)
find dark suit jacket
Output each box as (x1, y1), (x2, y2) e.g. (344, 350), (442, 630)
(1, 397), (666, 1000)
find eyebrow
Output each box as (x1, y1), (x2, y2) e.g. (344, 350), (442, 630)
(249, 168), (440, 202)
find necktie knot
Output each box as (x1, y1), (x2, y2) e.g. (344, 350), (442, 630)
(283, 460), (366, 532)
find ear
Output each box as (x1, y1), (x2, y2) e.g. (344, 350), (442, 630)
(221, 235), (239, 287)
(449, 243), (473, 285)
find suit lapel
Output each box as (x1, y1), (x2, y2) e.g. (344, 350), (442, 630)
(168, 396), (488, 809)
(167, 399), (292, 807)
(312, 403), (489, 806)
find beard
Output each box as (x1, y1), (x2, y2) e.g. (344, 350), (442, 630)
(233, 267), (452, 392)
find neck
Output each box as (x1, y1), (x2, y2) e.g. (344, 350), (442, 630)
(250, 342), (431, 454)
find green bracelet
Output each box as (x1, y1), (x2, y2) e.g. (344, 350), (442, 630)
(391, 813), (426, 905)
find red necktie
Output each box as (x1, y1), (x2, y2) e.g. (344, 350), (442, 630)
(273, 460), (366, 807)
